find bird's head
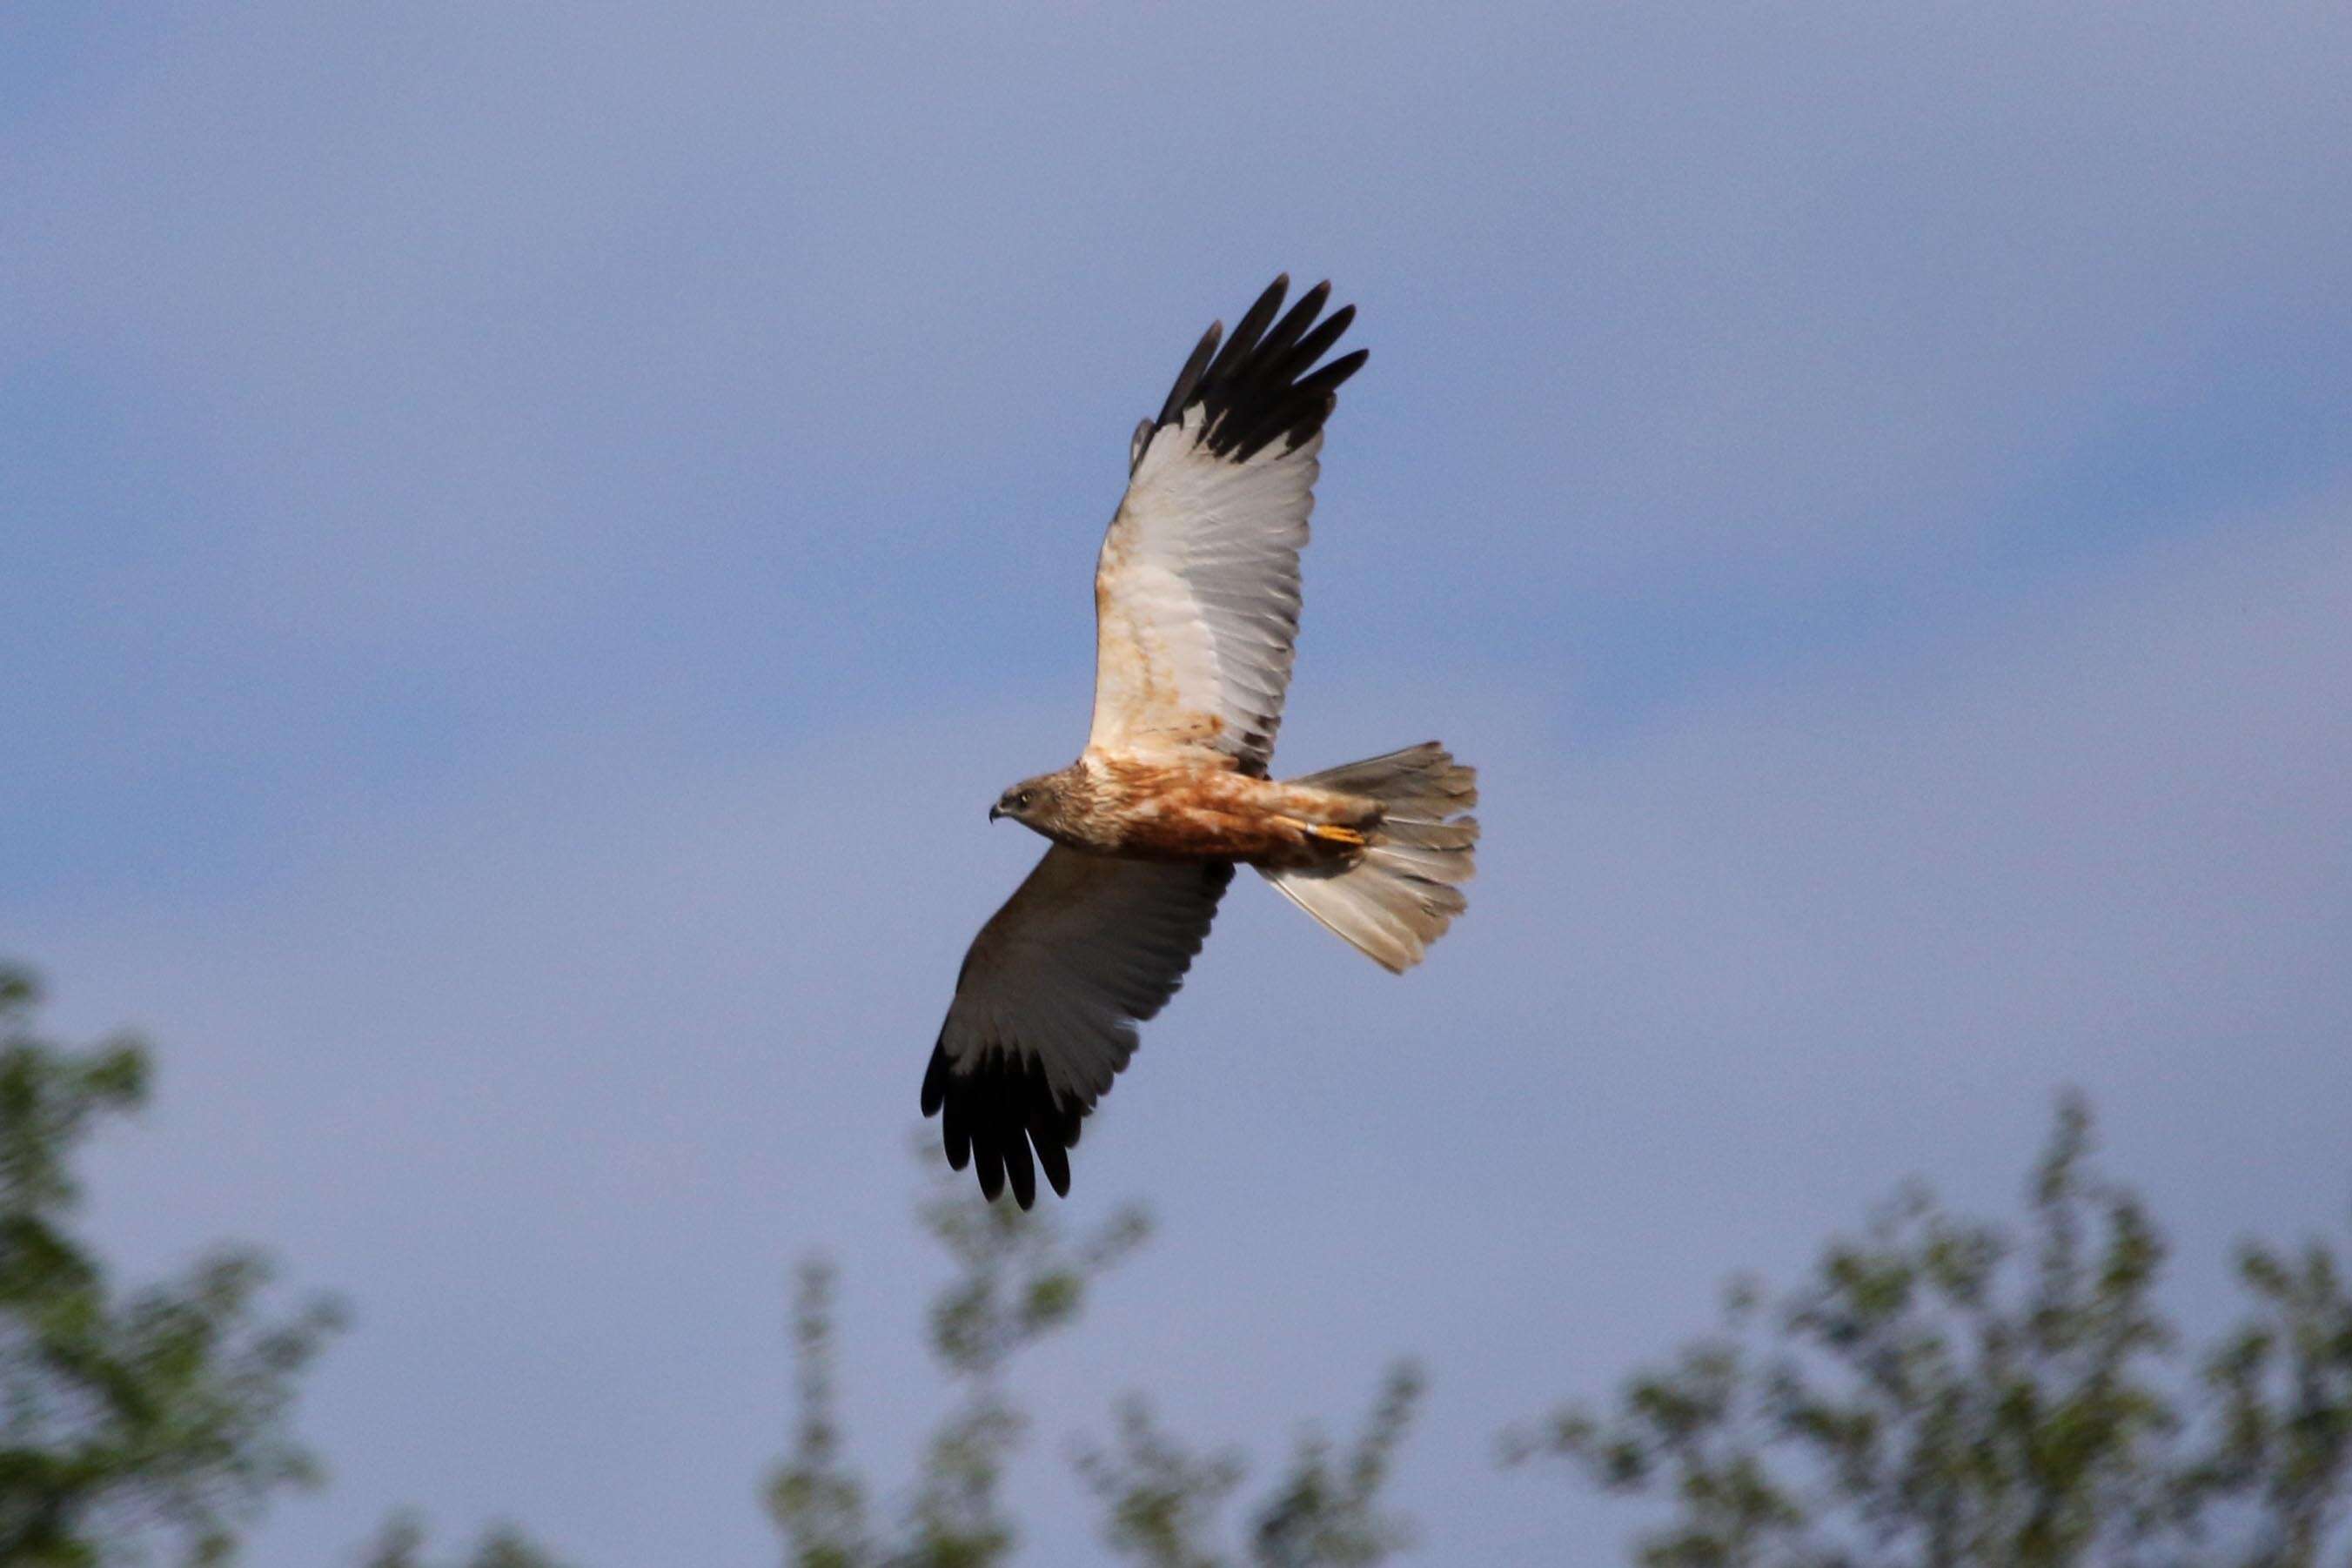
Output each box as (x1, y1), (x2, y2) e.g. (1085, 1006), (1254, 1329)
(989, 772), (1069, 836)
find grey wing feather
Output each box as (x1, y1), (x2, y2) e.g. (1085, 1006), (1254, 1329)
(923, 848), (1231, 1207)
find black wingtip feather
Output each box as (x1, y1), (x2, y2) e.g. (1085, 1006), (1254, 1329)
(974, 1135), (1004, 1203)
(921, 1042), (1085, 1209)
(1135, 274), (1362, 470)
(1203, 276), (1289, 385)
(1253, 279), (1330, 371)
(1265, 302), (1354, 387)
(1034, 1133), (1070, 1200)
(1156, 322), (1224, 429)
(920, 1045), (948, 1116)
(1003, 1127), (1036, 1210)
(1293, 345), (1369, 402)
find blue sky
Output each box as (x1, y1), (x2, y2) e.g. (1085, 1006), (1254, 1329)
(4, 3), (2349, 1562)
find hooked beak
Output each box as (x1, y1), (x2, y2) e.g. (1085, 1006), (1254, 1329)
(988, 804), (1002, 822)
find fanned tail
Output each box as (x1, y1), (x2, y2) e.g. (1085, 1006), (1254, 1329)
(1259, 742), (1478, 973)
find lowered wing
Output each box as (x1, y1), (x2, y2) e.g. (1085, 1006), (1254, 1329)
(923, 846), (1233, 1207)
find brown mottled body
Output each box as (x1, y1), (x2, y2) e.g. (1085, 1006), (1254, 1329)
(1003, 752), (1381, 868)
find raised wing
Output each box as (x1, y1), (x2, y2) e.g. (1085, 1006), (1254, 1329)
(1088, 277), (1366, 776)
(922, 846), (1233, 1207)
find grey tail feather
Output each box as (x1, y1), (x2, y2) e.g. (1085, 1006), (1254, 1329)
(1259, 742), (1478, 974)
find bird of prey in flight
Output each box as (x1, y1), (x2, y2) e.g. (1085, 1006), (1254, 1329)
(922, 276), (1479, 1208)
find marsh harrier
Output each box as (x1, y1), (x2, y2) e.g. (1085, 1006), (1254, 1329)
(922, 277), (1478, 1207)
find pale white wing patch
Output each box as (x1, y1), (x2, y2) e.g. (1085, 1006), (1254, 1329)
(1084, 276), (1364, 777)
(1089, 420), (1319, 771)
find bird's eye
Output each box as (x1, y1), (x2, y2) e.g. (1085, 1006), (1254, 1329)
(1015, 790), (1034, 808)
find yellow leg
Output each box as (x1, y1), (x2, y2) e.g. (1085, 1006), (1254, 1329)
(1305, 823), (1368, 848)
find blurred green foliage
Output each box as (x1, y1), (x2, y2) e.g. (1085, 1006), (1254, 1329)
(0, 964), (341, 1566)
(771, 1139), (1419, 1567)
(358, 1512), (575, 1568)
(1505, 1092), (2352, 1567)
(1076, 1361), (1422, 1568)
